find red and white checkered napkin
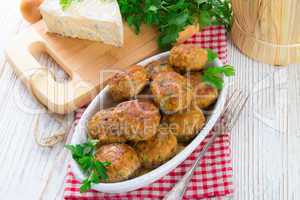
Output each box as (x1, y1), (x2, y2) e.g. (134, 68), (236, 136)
(64, 26), (233, 200)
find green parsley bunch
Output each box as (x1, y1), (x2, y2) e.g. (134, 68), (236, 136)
(118, 0), (232, 49)
(203, 49), (235, 89)
(65, 140), (111, 193)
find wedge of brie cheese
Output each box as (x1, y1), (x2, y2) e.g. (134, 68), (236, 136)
(40, 0), (124, 47)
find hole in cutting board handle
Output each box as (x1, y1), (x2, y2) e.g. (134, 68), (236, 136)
(27, 42), (99, 114)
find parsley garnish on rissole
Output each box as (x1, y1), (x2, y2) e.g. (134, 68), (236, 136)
(65, 140), (111, 193)
(202, 48), (235, 89)
(206, 48), (218, 62)
(118, 0), (232, 49)
(203, 64), (235, 89)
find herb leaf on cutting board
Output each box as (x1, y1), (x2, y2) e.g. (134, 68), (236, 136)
(118, 0), (232, 49)
(65, 139), (111, 193)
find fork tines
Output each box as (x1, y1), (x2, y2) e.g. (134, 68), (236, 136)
(219, 89), (249, 132)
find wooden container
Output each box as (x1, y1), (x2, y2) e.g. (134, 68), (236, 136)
(231, 0), (300, 66)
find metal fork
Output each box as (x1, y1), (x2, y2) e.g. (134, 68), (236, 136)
(163, 89), (249, 200)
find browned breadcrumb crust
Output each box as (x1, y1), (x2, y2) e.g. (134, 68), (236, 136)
(163, 108), (206, 142)
(95, 144), (141, 182)
(87, 108), (127, 144)
(169, 44), (208, 71)
(115, 100), (161, 142)
(151, 71), (193, 114)
(108, 65), (149, 101)
(134, 127), (177, 168)
(186, 72), (218, 109)
(145, 60), (174, 80)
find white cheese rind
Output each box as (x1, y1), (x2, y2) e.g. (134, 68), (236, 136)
(40, 0), (124, 47)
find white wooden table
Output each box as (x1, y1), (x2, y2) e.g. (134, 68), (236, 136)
(1, 1), (300, 200)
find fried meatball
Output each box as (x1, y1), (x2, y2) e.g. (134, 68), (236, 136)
(115, 100), (161, 142)
(95, 144), (141, 182)
(108, 65), (149, 101)
(87, 108), (126, 144)
(145, 60), (174, 80)
(163, 108), (206, 142)
(150, 72), (193, 114)
(169, 44), (208, 71)
(186, 72), (219, 109)
(134, 127), (177, 168)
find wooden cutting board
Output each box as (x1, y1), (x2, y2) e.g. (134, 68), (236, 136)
(5, 20), (199, 114)
(5, 20), (161, 114)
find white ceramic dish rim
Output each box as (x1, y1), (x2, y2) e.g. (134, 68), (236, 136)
(70, 51), (228, 193)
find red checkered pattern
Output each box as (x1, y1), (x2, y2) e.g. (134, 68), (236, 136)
(64, 25), (233, 200)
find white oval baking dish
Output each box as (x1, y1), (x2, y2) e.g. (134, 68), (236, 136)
(70, 52), (228, 193)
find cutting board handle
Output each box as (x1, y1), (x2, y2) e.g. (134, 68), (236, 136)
(6, 27), (96, 114)
(6, 21), (166, 114)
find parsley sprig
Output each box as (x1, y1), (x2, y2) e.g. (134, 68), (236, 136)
(65, 140), (111, 193)
(203, 64), (235, 89)
(206, 48), (218, 62)
(200, 48), (235, 89)
(118, 0), (232, 49)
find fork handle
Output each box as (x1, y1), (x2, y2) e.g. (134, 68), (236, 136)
(162, 166), (194, 200)
(163, 130), (222, 200)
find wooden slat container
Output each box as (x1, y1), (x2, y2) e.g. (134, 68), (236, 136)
(231, 0), (300, 66)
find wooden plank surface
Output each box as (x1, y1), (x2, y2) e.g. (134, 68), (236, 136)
(0, 1), (300, 199)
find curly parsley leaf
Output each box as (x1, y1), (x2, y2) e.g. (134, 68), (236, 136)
(206, 48), (218, 62)
(118, 0), (232, 50)
(203, 65), (235, 89)
(80, 179), (92, 193)
(222, 65), (235, 76)
(199, 10), (213, 27)
(203, 73), (224, 90)
(65, 139), (111, 193)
